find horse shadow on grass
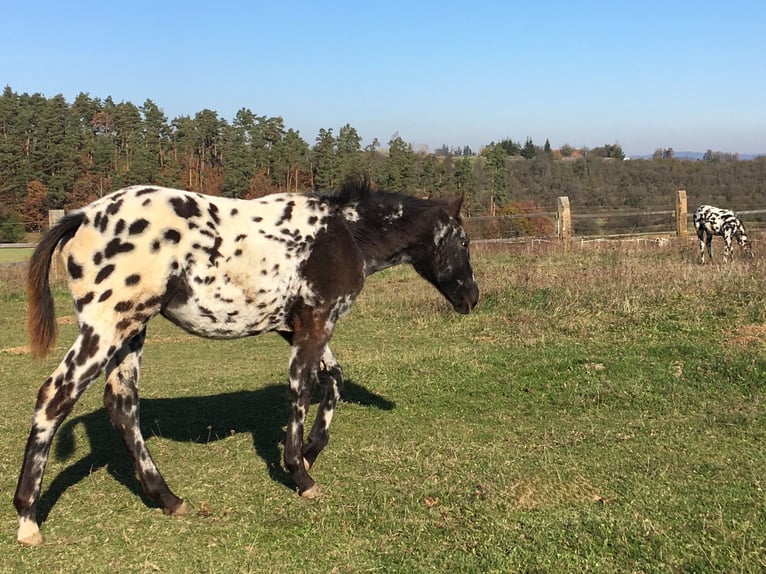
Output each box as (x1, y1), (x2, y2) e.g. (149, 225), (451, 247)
(36, 379), (394, 525)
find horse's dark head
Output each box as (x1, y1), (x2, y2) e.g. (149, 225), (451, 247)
(412, 196), (479, 314)
(734, 221), (754, 259)
(326, 180), (479, 312)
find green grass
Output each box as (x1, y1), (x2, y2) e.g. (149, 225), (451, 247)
(0, 247), (32, 264)
(1, 240), (766, 572)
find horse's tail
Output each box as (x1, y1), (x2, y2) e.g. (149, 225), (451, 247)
(27, 212), (85, 361)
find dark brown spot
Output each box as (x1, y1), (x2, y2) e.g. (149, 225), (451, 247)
(276, 201), (295, 225)
(114, 301), (134, 312)
(208, 203), (221, 225)
(163, 274), (192, 309)
(67, 256), (83, 279)
(104, 238), (135, 258)
(105, 199), (123, 216)
(125, 274), (141, 286)
(143, 295), (162, 308)
(45, 381), (74, 420)
(75, 324), (101, 365)
(170, 195), (201, 219)
(164, 229), (181, 243)
(95, 264), (116, 284)
(98, 289), (113, 302)
(199, 306), (217, 323)
(75, 291), (94, 311)
(129, 219), (150, 235)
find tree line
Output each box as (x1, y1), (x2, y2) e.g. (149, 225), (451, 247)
(1, 86), (764, 241)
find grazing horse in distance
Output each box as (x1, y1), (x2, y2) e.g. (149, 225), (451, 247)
(692, 204), (753, 264)
(14, 179), (479, 546)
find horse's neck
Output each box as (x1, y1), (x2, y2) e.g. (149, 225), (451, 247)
(362, 249), (412, 276)
(347, 209), (421, 276)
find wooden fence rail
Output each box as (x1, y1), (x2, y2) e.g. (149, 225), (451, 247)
(5, 192), (766, 252)
(467, 190), (766, 245)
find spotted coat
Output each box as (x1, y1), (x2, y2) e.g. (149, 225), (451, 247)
(14, 182), (479, 546)
(692, 204), (752, 264)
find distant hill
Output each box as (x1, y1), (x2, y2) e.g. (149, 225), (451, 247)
(675, 151), (705, 160)
(631, 151), (765, 160)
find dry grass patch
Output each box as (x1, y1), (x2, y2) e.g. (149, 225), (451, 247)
(730, 324), (766, 347)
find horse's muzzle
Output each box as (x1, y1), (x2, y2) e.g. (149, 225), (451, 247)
(453, 283), (479, 314)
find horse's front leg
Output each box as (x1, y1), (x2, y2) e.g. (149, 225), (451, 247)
(284, 311), (329, 498)
(303, 346), (344, 470)
(723, 231), (733, 263)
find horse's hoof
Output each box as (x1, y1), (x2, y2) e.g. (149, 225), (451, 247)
(18, 531), (44, 547)
(300, 484), (322, 499)
(173, 501), (191, 516)
(303, 458), (311, 471)
(164, 500), (191, 516)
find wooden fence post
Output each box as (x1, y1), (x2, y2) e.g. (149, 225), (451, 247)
(675, 190), (687, 238)
(557, 196), (572, 249)
(48, 210), (65, 280)
(48, 209), (65, 228)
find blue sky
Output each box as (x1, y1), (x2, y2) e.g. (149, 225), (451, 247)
(3, 1), (764, 156)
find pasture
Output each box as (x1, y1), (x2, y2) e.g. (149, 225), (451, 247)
(0, 247), (32, 265)
(1, 239), (765, 573)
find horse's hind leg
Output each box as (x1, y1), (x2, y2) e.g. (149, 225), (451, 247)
(14, 330), (114, 546)
(302, 346), (343, 470)
(697, 228), (705, 265)
(283, 310), (335, 498)
(103, 328), (189, 516)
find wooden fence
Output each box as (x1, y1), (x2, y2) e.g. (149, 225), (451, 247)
(466, 190), (766, 245)
(4, 192), (766, 253)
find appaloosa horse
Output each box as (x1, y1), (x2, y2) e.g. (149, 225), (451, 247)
(692, 204), (753, 263)
(14, 179), (479, 545)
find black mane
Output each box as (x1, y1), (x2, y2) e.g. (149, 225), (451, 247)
(322, 177), (449, 214)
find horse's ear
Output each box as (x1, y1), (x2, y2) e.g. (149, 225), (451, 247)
(448, 194), (464, 219)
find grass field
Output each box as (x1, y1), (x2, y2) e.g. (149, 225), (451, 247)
(1, 239), (765, 572)
(0, 247), (32, 265)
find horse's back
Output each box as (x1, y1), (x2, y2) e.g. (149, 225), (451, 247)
(693, 204), (742, 235)
(60, 186), (361, 339)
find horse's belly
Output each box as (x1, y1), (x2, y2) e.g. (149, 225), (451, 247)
(162, 281), (294, 339)
(162, 299), (290, 338)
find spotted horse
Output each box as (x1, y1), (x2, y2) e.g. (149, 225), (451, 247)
(14, 179), (479, 545)
(692, 204), (753, 264)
